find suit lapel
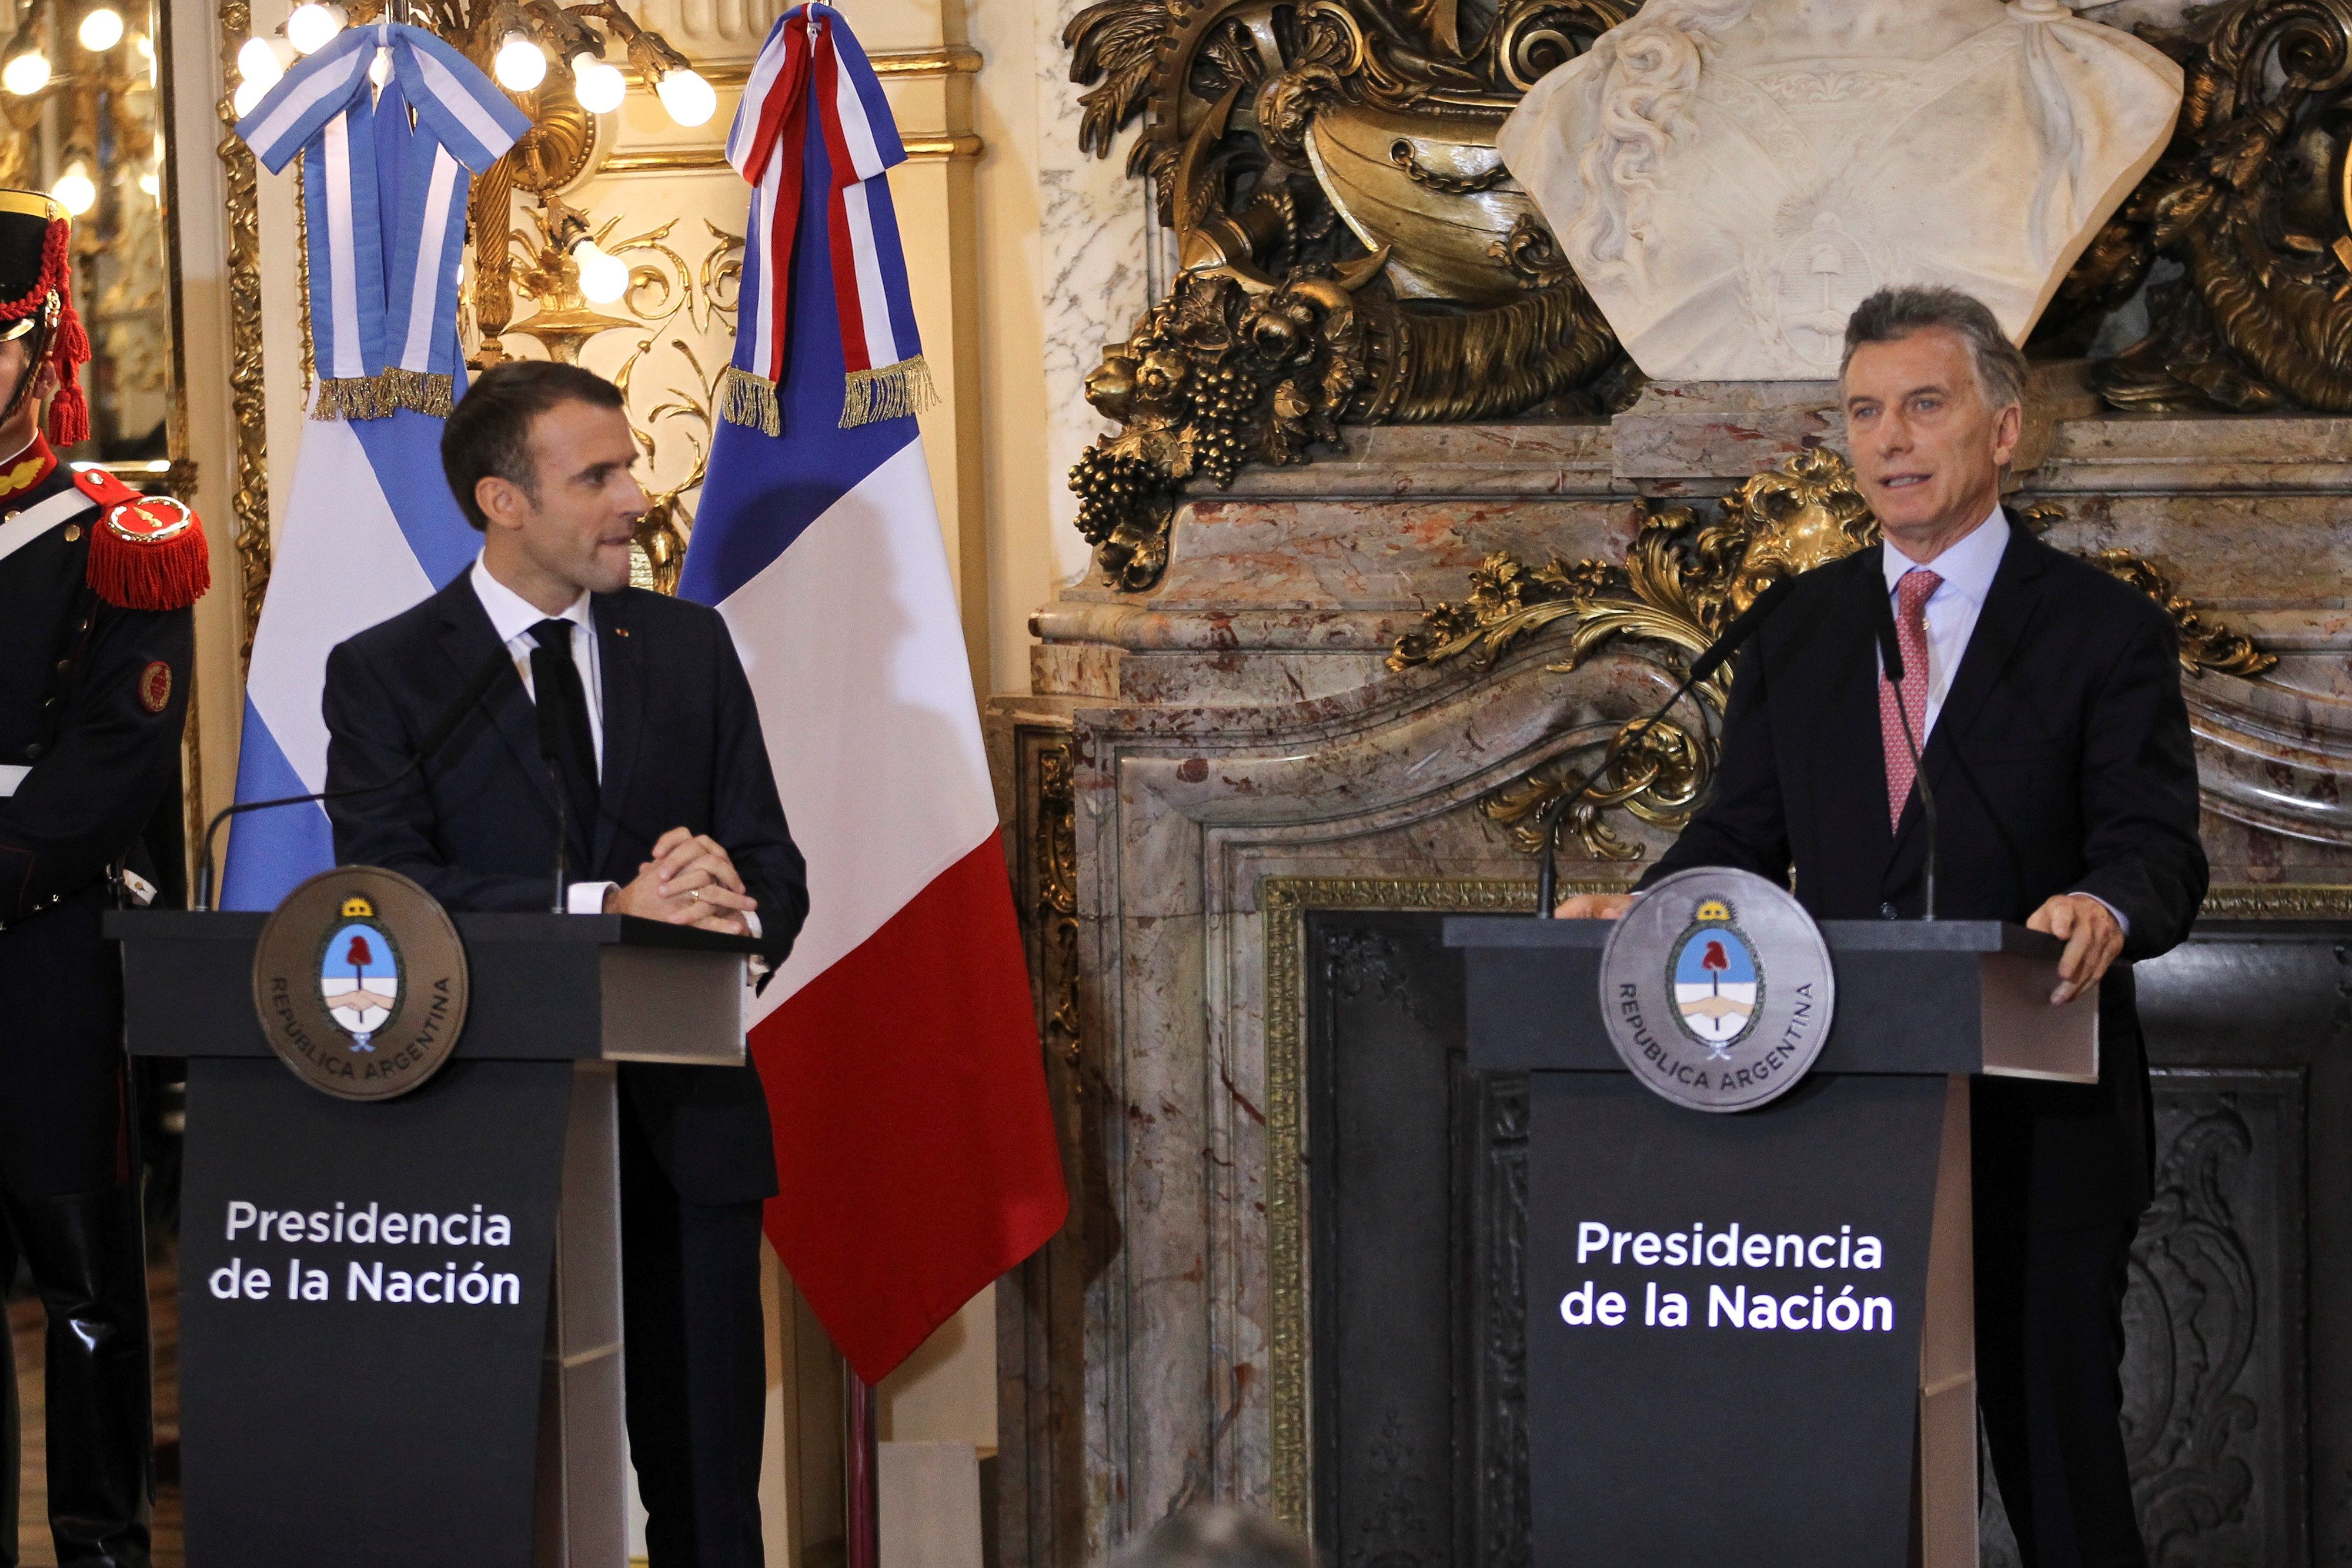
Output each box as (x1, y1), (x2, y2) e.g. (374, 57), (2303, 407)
(590, 593), (646, 871)
(435, 576), (560, 821)
(1885, 521), (2047, 890)
(1817, 550), (1896, 870)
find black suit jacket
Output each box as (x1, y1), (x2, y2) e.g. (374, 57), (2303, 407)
(322, 573), (810, 1205)
(1638, 523), (2207, 1231)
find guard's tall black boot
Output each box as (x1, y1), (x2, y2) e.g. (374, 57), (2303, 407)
(2, 1185), (152, 1568)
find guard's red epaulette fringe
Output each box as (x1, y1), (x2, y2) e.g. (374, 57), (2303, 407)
(72, 466), (209, 611)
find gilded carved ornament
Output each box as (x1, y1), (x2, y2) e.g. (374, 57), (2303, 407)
(2052, 0), (2352, 412)
(1386, 449), (2278, 862)
(1065, 0), (1628, 589)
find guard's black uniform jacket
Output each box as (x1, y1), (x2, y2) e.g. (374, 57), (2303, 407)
(0, 186), (208, 1568)
(0, 454), (196, 1194)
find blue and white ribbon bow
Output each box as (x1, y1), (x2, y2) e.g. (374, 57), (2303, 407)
(237, 22), (530, 419)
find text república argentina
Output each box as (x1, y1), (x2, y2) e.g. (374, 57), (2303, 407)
(1558, 1219), (1895, 1335)
(206, 1200), (522, 1308)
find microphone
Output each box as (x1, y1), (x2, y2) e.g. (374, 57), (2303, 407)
(1876, 593), (1939, 921)
(193, 646), (516, 912)
(533, 667), (572, 917)
(1537, 575), (1800, 917)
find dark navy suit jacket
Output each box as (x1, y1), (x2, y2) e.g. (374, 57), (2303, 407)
(1639, 523), (2207, 1231)
(322, 571), (809, 1205)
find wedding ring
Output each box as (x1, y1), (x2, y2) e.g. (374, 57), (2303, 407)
(690, 887), (702, 902)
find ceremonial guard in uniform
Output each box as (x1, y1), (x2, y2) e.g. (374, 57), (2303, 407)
(0, 189), (208, 1567)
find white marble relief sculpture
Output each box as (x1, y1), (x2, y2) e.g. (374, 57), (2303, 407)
(1495, 0), (2184, 380)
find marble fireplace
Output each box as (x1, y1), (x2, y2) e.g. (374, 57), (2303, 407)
(985, 383), (2352, 1567)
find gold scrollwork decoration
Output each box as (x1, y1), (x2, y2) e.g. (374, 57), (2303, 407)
(1389, 446), (1874, 677)
(1036, 743), (1083, 1075)
(1481, 716), (1707, 861)
(2083, 550), (2280, 680)
(219, 0), (270, 668)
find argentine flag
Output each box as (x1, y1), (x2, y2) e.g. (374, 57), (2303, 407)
(223, 38), (524, 908)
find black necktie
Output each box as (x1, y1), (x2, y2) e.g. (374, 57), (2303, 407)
(527, 618), (600, 846)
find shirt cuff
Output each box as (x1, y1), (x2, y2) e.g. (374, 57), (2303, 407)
(566, 881), (616, 915)
(2079, 893), (2130, 937)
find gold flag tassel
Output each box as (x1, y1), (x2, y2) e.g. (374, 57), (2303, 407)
(312, 375), (390, 422)
(377, 367), (456, 418)
(720, 365), (783, 436)
(838, 355), (938, 430)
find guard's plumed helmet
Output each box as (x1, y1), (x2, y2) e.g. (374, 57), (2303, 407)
(0, 188), (91, 445)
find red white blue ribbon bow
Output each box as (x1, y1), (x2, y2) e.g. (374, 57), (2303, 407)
(722, 3), (933, 432)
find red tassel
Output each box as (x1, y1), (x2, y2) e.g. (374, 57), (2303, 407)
(41, 219), (91, 447)
(47, 375), (86, 446)
(81, 491), (210, 611)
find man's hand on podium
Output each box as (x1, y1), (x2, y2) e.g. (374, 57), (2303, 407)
(603, 827), (760, 937)
(1553, 892), (1635, 920)
(2027, 892), (2122, 1007)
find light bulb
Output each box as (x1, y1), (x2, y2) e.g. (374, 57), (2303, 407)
(492, 32), (545, 90)
(77, 7), (122, 49)
(571, 54), (624, 113)
(284, 2), (344, 55)
(2, 50), (50, 95)
(232, 73), (269, 115)
(368, 44), (389, 85)
(572, 239), (629, 304)
(653, 67), (713, 127)
(236, 35), (283, 88)
(51, 165), (95, 216)
(138, 169), (158, 197)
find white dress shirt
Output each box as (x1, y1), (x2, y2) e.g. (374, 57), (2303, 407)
(1879, 503), (2009, 741)
(468, 557), (612, 915)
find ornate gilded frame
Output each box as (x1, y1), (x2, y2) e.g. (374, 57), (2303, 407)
(1259, 877), (2352, 1533)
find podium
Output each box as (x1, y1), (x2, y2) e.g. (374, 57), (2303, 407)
(1444, 915), (2097, 1568)
(105, 908), (754, 1568)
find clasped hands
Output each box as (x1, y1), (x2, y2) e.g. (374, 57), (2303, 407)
(602, 827), (759, 937)
(1552, 889), (2121, 1007)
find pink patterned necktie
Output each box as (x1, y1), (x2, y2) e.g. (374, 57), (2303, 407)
(1880, 569), (1942, 830)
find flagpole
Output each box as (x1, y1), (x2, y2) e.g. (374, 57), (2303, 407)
(848, 1369), (880, 1568)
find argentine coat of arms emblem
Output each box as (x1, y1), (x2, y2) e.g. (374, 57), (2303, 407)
(1669, 898), (1760, 1054)
(1596, 867), (1836, 1112)
(252, 866), (469, 1101)
(318, 895), (401, 1051)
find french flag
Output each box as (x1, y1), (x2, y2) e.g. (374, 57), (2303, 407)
(686, 3), (1067, 1383)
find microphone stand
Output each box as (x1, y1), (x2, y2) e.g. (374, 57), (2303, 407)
(534, 675), (574, 917)
(543, 763), (570, 915)
(193, 645), (515, 911)
(1536, 576), (1801, 917)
